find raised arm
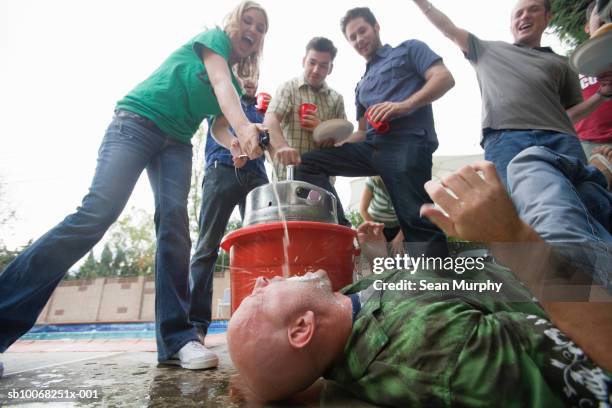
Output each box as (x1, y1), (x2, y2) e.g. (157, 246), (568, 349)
(359, 186), (375, 223)
(203, 49), (261, 159)
(421, 161), (612, 370)
(412, 0), (470, 53)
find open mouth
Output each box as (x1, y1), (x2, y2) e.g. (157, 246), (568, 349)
(286, 275), (319, 282)
(242, 34), (255, 47)
(519, 22), (533, 33)
(287, 271), (326, 283)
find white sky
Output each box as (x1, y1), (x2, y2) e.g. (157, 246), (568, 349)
(0, 0), (569, 250)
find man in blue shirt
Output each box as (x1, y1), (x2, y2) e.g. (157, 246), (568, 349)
(189, 77), (269, 359)
(296, 7), (455, 257)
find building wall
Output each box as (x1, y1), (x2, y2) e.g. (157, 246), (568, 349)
(97, 276), (144, 322)
(36, 271), (230, 324)
(139, 277), (156, 321)
(38, 278), (105, 324)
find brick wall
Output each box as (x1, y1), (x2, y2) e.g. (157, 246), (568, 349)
(36, 271), (230, 324)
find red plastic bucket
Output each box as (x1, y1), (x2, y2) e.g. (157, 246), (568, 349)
(220, 221), (357, 314)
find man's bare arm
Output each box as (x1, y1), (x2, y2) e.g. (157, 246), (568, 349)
(412, 0), (470, 53)
(203, 49), (261, 159)
(343, 117), (367, 144)
(359, 187), (375, 223)
(421, 161), (612, 370)
(566, 72), (612, 123)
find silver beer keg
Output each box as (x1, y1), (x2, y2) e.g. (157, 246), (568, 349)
(243, 180), (338, 226)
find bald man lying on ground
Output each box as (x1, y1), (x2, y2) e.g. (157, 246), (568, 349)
(227, 161), (611, 407)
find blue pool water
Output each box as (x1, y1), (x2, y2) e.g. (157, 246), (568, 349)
(22, 321), (228, 340)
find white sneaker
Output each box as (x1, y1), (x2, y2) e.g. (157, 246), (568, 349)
(161, 341), (218, 370)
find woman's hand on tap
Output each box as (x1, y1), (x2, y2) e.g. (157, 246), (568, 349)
(235, 123), (263, 159)
(230, 139), (248, 168)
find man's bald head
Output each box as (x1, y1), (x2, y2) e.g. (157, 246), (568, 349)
(227, 271), (346, 401)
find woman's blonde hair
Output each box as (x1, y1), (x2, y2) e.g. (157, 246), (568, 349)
(223, 1), (268, 79)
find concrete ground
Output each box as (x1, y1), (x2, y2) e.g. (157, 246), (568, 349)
(0, 337), (376, 407)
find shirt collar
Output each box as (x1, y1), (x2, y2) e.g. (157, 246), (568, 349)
(298, 75), (330, 94)
(377, 44), (392, 57)
(513, 42), (554, 54)
(324, 288), (388, 382)
(241, 95), (257, 106)
(366, 44), (392, 69)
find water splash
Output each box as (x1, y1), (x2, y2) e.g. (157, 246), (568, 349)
(265, 150), (290, 277)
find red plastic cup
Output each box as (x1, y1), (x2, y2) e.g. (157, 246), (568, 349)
(256, 92), (271, 112)
(299, 103), (318, 127)
(365, 109), (390, 134)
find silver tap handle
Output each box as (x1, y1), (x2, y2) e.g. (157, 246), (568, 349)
(287, 165), (295, 181)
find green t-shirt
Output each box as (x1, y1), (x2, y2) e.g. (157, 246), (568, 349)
(115, 27), (243, 144)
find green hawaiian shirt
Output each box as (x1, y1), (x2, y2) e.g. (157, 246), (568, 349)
(324, 264), (611, 407)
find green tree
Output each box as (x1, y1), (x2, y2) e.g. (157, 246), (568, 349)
(99, 244), (114, 277)
(550, 0), (591, 47)
(113, 247), (129, 276)
(0, 175), (17, 234)
(74, 251), (98, 280)
(107, 207), (156, 277)
(189, 122), (208, 242)
(225, 218), (243, 233)
(0, 243), (22, 271)
(345, 209), (364, 228)
(215, 217), (243, 273)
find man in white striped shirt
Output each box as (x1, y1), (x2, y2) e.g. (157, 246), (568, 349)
(359, 176), (404, 251)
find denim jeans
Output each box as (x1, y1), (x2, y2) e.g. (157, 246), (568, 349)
(295, 132), (448, 257)
(483, 129), (587, 187)
(507, 146), (612, 290)
(189, 163), (267, 334)
(0, 112), (198, 360)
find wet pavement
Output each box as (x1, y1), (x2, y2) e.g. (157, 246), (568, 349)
(0, 342), (377, 407)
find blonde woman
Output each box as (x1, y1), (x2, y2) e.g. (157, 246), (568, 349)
(0, 1), (282, 370)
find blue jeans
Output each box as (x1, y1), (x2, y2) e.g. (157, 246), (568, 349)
(189, 163), (267, 334)
(295, 132), (448, 257)
(483, 129), (587, 187)
(507, 146), (612, 290)
(0, 112), (198, 360)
